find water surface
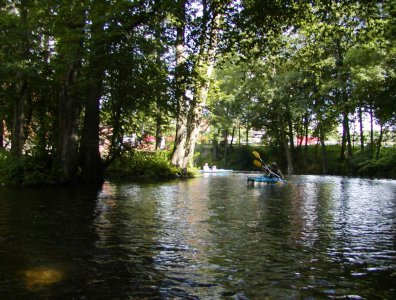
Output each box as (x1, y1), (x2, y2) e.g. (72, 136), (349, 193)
(0, 174), (395, 299)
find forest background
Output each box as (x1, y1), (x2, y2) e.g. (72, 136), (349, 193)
(0, 0), (395, 186)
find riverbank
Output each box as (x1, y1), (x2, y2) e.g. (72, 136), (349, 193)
(1, 145), (395, 187)
(195, 144), (396, 179)
(0, 149), (191, 187)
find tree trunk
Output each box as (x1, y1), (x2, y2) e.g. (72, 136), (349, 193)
(182, 91), (204, 168)
(369, 104), (374, 159)
(336, 40), (353, 160)
(107, 101), (123, 164)
(171, 0), (188, 168)
(172, 119), (188, 167)
(319, 127), (328, 174)
(80, 1), (106, 184)
(286, 107), (295, 158)
(238, 123), (241, 147)
(303, 112), (309, 165)
(56, 3), (85, 183)
(155, 111), (163, 151)
(11, 0), (30, 156)
(346, 115), (353, 157)
(376, 122), (383, 160)
(80, 79), (103, 184)
(340, 110), (352, 159)
(182, 10), (221, 168)
(223, 128), (228, 165)
(58, 86), (81, 182)
(11, 82), (27, 156)
(230, 127), (235, 149)
(281, 130), (293, 175)
(358, 106), (364, 150)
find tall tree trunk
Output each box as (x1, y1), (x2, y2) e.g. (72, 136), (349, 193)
(11, 82), (27, 156)
(182, 10), (221, 168)
(281, 130), (293, 175)
(346, 115), (353, 157)
(303, 112), (309, 165)
(340, 125), (346, 160)
(286, 106), (295, 158)
(58, 70), (82, 182)
(171, 0), (188, 168)
(223, 128), (228, 165)
(340, 110), (352, 159)
(80, 1), (106, 184)
(238, 123), (241, 147)
(336, 40), (353, 160)
(369, 104), (374, 159)
(319, 127), (328, 174)
(107, 101), (123, 164)
(358, 105), (364, 150)
(56, 3), (85, 183)
(376, 122), (383, 160)
(80, 79), (103, 184)
(11, 0), (30, 156)
(155, 111), (163, 151)
(230, 126), (235, 149)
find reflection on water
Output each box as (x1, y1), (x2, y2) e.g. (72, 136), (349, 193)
(0, 175), (395, 299)
(24, 266), (64, 292)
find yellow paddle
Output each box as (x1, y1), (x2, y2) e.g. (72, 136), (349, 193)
(253, 159), (264, 169)
(252, 151), (285, 181)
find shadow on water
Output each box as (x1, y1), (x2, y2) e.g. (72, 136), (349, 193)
(0, 186), (98, 298)
(0, 174), (395, 299)
(0, 185), (166, 299)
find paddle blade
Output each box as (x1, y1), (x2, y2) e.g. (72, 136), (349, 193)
(253, 159), (262, 168)
(252, 150), (261, 160)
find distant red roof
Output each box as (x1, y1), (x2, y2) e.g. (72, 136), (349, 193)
(296, 136), (319, 145)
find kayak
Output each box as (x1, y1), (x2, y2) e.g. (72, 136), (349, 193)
(247, 175), (284, 185)
(199, 169), (233, 174)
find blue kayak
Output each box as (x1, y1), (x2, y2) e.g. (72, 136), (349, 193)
(247, 176), (284, 185)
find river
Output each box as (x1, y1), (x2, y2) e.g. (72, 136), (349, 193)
(0, 174), (395, 299)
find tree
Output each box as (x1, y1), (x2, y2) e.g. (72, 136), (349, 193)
(54, 1), (87, 183)
(171, 0), (229, 169)
(171, 0), (188, 168)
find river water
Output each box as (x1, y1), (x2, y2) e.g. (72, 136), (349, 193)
(0, 174), (395, 299)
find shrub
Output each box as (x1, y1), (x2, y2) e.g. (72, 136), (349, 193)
(106, 150), (182, 179)
(0, 150), (60, 186)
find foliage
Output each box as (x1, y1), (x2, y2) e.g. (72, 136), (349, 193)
(0, 150), (60, 186)
(350, 147), (396, 178)
(105, 150), (183, 179)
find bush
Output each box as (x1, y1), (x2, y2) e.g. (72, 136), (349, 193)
(0, 150), (60, 186)
(355, 153), (396, 177)
(106, 150), (183, 179)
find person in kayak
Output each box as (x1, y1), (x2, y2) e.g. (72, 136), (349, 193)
(269, 162), (284, 179)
